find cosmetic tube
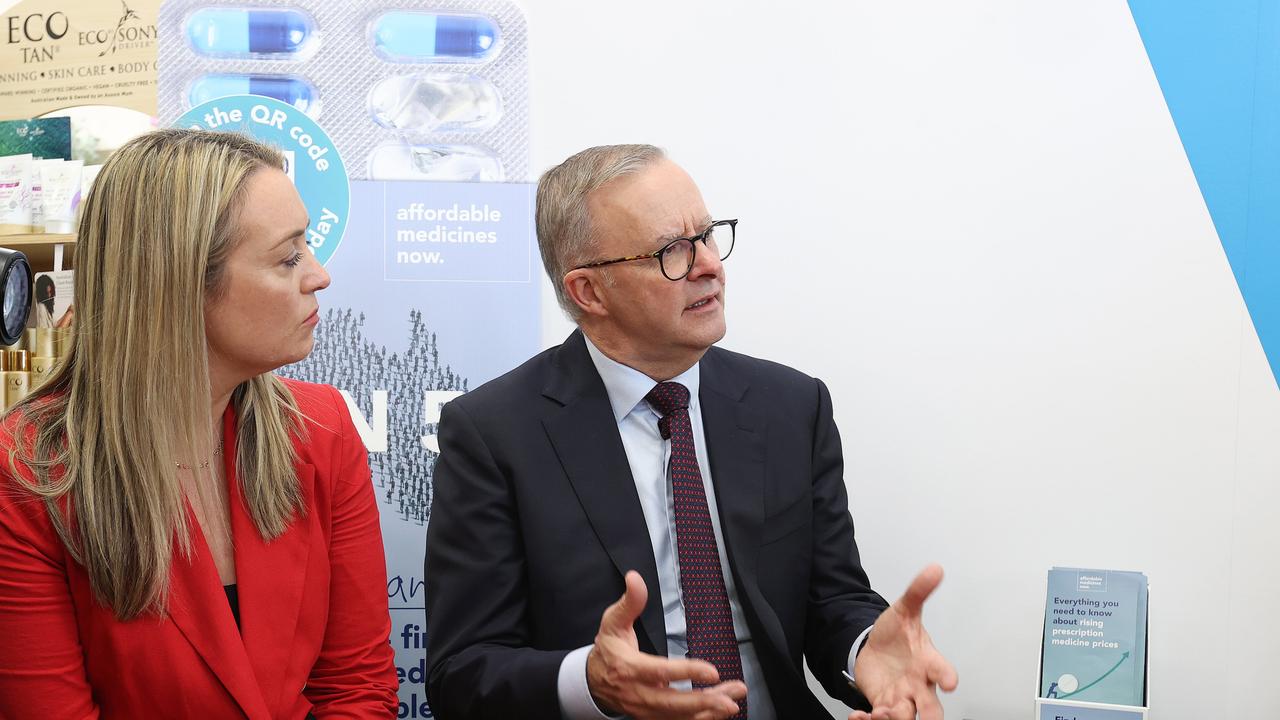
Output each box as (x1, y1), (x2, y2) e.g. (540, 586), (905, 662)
(0, 154), (34, 231)
(29, 327), (56, 389)
(41, 160), (83, 234)
(80, 164), (103, 211)
(30, 159), (62, 230)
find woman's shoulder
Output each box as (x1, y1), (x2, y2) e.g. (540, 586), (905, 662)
(274, 378), (369, 496)
(0, 410), (60, 543)
(275, 377), (356, 449)
(0, 418), (26, 498)
(278, 376), (344, 417)
(0, 408), (24, 447)
(0, 406), (46, 482)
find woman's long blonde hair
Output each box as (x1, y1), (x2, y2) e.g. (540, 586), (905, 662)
(12, 129), (306, 620)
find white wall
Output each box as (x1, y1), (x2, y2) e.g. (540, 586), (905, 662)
(525, 2), (1280, 718)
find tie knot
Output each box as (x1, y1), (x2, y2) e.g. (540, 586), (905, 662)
(645, 381), (690, 418)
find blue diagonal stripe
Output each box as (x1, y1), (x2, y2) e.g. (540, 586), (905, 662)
(1129, 0), (1280, 387)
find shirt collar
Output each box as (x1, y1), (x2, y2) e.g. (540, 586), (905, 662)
(582, 333), (701, 423)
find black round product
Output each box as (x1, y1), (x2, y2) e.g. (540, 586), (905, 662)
(0, 249), (32, 346)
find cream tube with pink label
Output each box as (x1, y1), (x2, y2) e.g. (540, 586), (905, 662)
(0, 154), (34, 230)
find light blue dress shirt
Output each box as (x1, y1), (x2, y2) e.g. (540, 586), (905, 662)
(557, 337), (775, 719)
(556, 337), (871, 719)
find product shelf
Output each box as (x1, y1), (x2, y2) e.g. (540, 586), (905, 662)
(0, 233), (76, 271)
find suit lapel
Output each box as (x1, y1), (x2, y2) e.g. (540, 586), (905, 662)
(699, 369), (765, 588)
(699, 350), (793, 665)
(166, 417), (274, 720)
(223, 407), (315, 718)
(167, 528), (274, 718)
(541, 331), (665, 655)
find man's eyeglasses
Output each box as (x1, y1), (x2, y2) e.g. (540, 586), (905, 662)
(573, 219), (737, 281)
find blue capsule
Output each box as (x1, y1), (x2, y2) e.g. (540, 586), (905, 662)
(189, 74), (318, 114)
(186, 7), (314, 58)
(372, 12), (499, 62)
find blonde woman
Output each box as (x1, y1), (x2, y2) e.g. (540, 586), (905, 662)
(0, 130), (398, 718)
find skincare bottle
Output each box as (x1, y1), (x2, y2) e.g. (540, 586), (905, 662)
(29, 328), (56, 389)
(41, 160), (82, 234)
(0, 154), (34, 231)
(1, 349), (30, 410)
(80, 164), (103, 219)
(31, 158), (65, 229)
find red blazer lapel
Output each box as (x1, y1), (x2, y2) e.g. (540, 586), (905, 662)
(166, 504), (274, 719)
(223, 410), (316, 718)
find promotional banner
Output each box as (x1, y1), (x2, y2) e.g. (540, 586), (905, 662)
(176, 94), (540, 717)
(277, 179), (538, 718)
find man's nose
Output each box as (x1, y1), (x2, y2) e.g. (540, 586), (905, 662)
(687, 240), (723, 280)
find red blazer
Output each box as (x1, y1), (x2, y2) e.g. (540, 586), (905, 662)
(0, 379), (398, 719)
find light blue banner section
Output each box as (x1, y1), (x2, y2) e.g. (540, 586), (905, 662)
(368, 180), (535, 283)
(1128, 0), (1280, 387)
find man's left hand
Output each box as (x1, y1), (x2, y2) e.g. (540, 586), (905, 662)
(848, 564), (958, 720)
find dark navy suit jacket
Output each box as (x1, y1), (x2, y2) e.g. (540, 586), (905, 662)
(425, 331), (887, 718)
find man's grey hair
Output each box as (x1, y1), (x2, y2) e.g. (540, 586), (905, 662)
(536, 144), (667, 318)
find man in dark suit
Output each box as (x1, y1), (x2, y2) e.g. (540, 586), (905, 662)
(425, 145), (957, 720)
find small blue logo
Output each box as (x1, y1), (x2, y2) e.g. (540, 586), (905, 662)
(174, 95), (349, 267)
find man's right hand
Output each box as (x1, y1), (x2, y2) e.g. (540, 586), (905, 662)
(587, 571), (747, 720)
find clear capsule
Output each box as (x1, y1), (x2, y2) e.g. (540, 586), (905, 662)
(188, 73), (318, 115)
(186, 7), (315, 58)
(367, 144), (503, 182)
(368, 73), (501, 132)
(371, 12), (499, 62)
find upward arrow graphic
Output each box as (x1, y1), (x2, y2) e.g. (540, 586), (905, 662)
(1060, 651), (1131, 700)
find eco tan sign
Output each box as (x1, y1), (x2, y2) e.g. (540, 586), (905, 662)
(0, 0), (159, 119)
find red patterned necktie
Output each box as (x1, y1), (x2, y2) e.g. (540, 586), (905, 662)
(644, 381), (747, 719)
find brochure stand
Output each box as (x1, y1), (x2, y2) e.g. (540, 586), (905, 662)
(1035, 696), (1147, 720)
(1036, 569), (1149, 720)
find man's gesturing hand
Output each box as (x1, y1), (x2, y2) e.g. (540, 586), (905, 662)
(587, 571), (747, 720)
(849, 564), (959, 720)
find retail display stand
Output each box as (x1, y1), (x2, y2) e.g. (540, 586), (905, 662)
(1036, 568), (1149, 720)
(1035, 696), (1148, 720)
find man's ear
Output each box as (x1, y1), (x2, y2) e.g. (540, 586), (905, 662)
(563, 269), (609, 317)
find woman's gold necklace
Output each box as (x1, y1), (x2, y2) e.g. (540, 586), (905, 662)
(175, 440), (224, 471)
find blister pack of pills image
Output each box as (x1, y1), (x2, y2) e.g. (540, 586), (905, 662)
(156, 0), (530, 182)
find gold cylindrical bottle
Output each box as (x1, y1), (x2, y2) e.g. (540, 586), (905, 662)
(1, 350), (30, 410)
(29, 328), (57, 389)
